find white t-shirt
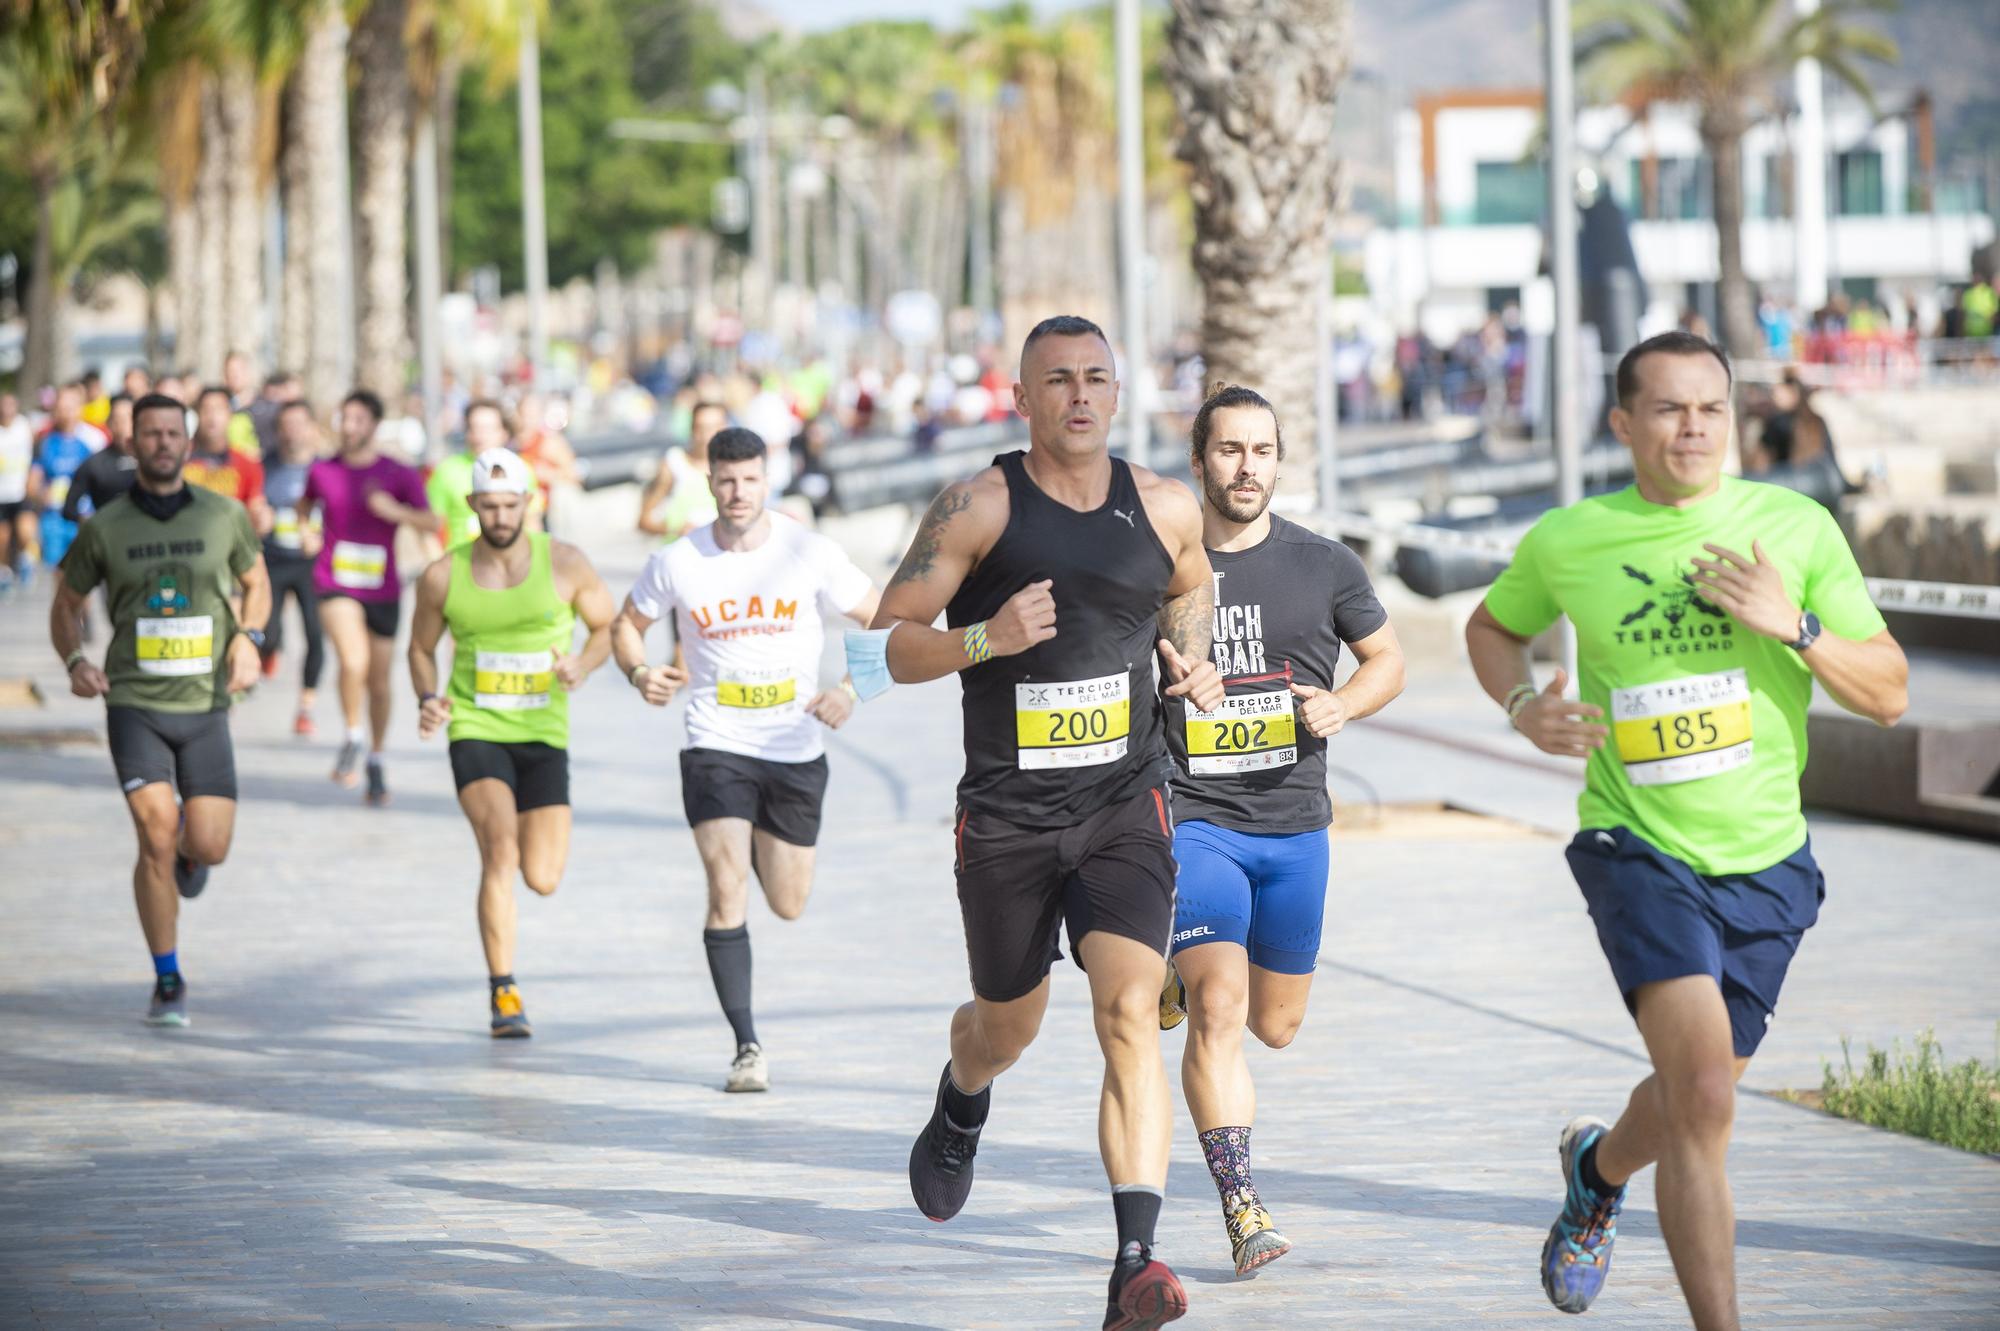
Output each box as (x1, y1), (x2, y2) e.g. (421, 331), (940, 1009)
(0, 419), (33, 503)
(628, 514), (873, 763)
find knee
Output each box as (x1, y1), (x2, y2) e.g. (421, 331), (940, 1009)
(182, 828), (230, 867)
(1248, 1011), (1302, 1050)
(1186, 978), (1249, 1037)
(1665, 1063), (1738, 1140)
(974, 1012), (1041, 1066)
(136, 819), (178, 868)
(767, 893), (806, 921)
(483, 839), (521, 882)
(522, 867), (559, 896)
(1094, 982), (1161, 1048)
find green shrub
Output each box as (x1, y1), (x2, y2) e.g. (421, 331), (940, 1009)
(1816, 1029), (2000, 1156)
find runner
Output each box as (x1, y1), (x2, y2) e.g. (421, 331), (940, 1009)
(862, 315), (1224, 1329)
(31, 383), (100, 570)
(300, 389), (433, 805)
(429, 400), (542, 551)
(512, 392), (579, 531)
(637, 399), (724, 542)
(1465, 331), (1908, 1331)
(47, 392), (270, 1028)
(0, 391), (35, 592)
(62, 393), (139, 527)
(185, 386), (273, 536)
(409, 449), (616, 1037)
(611, 425), (880, 1093)
(262, 400), (326, 734)
(1153, 384), (1405, 1277)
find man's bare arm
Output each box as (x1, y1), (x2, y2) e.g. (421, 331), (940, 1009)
(871, 479), (1006, 683)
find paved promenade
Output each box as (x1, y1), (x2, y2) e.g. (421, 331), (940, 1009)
(1, 492), (1995, 1329)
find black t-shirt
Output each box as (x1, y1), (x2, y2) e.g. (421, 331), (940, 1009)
(62, 447), (137, 523)
(1166, 515), (1387, 833)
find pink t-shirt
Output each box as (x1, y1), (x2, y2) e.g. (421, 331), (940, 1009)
(305, 454), (429, 602)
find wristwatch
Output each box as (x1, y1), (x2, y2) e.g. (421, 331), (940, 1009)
(240, 627), (267, 650)
(629, 663), (652, 689)
(1788, 610), (1821, 653)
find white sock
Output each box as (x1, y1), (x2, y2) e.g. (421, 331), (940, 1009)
(346, 726), (365, 744)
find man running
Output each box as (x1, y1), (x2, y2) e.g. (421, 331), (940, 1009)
(637, 399), (724, 542)
(300, 389), (432, 804)
(0, 391), (38, 590)
(31, 383), (100, 570)
(185, 386), (273, 535)
(868, 315), (1223, 1329)
(1153, 384), (1404, 1277)
(262, 400), (326, 734)
(1465, 331), (1908, 1330)
(48, 392), (270, 1027)
(409, 449), (616, 1037)
(611, 426), (880, 1093)
(429, 400), (542, 551)
(63, 393), (139, 527)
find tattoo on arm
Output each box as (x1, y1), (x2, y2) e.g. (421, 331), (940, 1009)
(888, 486), (972, 589)
(1159, 579), (1213, 663)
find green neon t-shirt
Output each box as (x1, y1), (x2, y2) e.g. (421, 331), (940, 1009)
(1483, 478), (1885, 875)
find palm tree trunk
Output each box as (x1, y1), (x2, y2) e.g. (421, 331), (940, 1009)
(294, 5), (351, 413)
(1704, 113), (1761, 360)
(196, 81), (229, 378)
(167, 195), (201, 378)
(435, 52), (462, 284)
(1168, 0), (1347, 495)
(22, 164), (57, 395)
(280, 70), (314, 378)
(220, 62), (263, 373)
(351, 0), (412, 403)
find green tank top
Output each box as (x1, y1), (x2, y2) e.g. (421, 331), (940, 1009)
(444, 532), (575, 747)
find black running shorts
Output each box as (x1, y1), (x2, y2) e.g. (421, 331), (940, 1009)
(680, 747), (829, 847)
(106, 705), (237, 800)
(954, 784), (1178, 1003)
(449, 738), (570, 812)
(322, 591), (401, 639)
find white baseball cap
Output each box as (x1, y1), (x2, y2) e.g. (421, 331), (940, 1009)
(470, 448), (533, 495)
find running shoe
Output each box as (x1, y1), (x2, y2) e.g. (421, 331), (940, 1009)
(489, 983), (532, 1038)
(1104, 1245), (1187, 1330)
(173, 851), (209, 900)
(725, 1042), (770, 1093)
(1223, 1192), (1291, 1275)
(293, 710), (315, 738)
(909, 1062), (985, 1222)
(147, 975), (189, 1028)
(364, 759), (389, 807)
(1540, 1115), (1624, 1314)
(260, 649), (281, 680)
(332, 738), (362, 787)
(1159, 959), (1186, 1031)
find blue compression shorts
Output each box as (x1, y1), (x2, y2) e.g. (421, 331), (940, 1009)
(1168, 820), (1330, 975)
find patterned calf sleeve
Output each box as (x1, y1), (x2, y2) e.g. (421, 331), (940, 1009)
(1198, 1125), (1260, 1210)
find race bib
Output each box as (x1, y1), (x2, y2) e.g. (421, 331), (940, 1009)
(1185, 690), (1298, 776)
(718, 665), (797, 709)
(47, 475), (71, 506)
(331, 540), (387, 589)
(1612, 668), (1753, 787)
(1015, 672), (1130, 770)
(136, 615), (214, 677)
(474, 650), (554, 710)
(273, 510), (302, 551)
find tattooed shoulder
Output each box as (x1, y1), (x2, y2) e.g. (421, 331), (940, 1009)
(889, 483), (975, 587)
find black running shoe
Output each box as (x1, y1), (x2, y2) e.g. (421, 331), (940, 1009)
(1104, 1244), (1187, 1330)
(909, 1063), (986, 1222)
(147, 975), (189, 1028)
(364, 759), (389, 807)
(174, 851), (209, 899)
(332, 738), (362, 787)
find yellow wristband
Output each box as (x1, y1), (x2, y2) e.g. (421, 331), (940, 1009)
(962, 621), (993, 665)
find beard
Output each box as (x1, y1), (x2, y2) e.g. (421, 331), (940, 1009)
(479, 521), (523, 549)
(1203, 475), (1271, 524)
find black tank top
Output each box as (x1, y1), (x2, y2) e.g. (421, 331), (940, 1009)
(947, 451), (1175, 823)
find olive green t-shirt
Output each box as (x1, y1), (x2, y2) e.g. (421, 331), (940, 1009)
(63, 488), (260, 713)
(1482, 478), (1885, 875)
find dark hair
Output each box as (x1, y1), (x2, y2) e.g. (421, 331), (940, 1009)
(132, 393), (187, 428)
(1190, 383), (1283, 461)
(1615, 331), (1732, 410)
(278, 398), (315, 418)
(464, 398), (510, 434)
(82, 368), (102, 385)
(342, 388), (385, 422)
(708, 427), (767, 464)
(264, 371), (298, 390)
(196, 384), (232, 408)
(1021, 314), (1110, 363)
(689, 399), (729, 425)
(109, 392), (132, 408)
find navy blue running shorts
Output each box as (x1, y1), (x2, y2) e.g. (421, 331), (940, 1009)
(1565, 825), (1823, 1058)
(1168, 820), (1330, 975)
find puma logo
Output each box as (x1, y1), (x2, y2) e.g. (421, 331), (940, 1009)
(1111, 509), (1136, 529)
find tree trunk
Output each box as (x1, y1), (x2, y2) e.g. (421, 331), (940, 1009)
(351, 0), (413, 403)
(280, 69), (314, 377)
(1704, 112), (1761, 361)
(435, 52), (461, 284)
(219, 62), (263, 373)
(196, 81), (230, 378)
(167, 195), (201, 378)
(1167, 0), (1347, 495)
(296, 5), (351, 414)
(22, 164), (57, 396)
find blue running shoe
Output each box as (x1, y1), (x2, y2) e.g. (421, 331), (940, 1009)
(1541, 1115), (1624, 1314)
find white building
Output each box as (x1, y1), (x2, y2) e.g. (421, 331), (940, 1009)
(1364, 90), (1997, 345)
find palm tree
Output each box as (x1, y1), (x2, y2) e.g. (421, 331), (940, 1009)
(1166, 0), (1346, 492)
(1574, 0), (1898, 359)
(350, 0), (412, 402)
(279, 0), (352, 410)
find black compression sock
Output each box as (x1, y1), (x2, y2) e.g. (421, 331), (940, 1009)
(1111, 1185), (1162, 1257)
(941, 1065), (990, 1128)
(1579, 1139), (1619, 1196)
(489, 973), (515, 990)
(703, 926), (757, 1048)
